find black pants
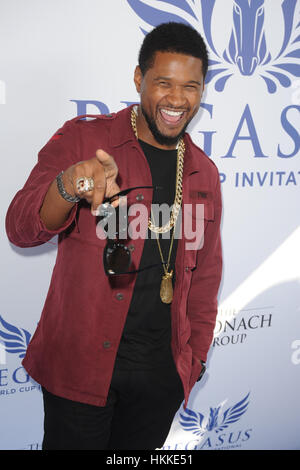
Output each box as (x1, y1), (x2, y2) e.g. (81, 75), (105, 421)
(42, 366), (184, 450)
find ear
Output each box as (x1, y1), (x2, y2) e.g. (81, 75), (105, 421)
(134, 66), (143, 93)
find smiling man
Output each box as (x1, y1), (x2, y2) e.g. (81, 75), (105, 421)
(6, 22), (222, 450)
(135, 38), (205, 148)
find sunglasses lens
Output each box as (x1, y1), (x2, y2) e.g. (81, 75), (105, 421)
(104, 242), (131, 275)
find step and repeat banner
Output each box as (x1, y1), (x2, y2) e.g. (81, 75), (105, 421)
(1, 0), (300, 450)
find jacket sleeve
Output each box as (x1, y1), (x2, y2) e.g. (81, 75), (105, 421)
(5, 120), (80, 247)
(187, 173), (223, 363)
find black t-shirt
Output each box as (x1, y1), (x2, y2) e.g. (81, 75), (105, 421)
(115, 140), (179, 369)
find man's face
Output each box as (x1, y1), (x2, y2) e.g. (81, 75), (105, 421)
(134, 51), (205, 148)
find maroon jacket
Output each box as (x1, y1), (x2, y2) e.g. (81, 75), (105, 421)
(6, 105), (222, 408)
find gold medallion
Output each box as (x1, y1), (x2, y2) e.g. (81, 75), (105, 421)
(160, 271), (173, 304)
(131, 107), (184, 305)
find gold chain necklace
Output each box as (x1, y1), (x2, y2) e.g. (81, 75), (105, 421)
(130, 107), (185, 233)
(130, 107), (185, 303)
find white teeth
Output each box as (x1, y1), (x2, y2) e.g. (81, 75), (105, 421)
(161, 109), (183, 116)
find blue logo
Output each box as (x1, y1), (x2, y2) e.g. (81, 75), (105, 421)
(127, 0), (300, 93)
(0, 315), (31, 359)
(179, 392), (250, 436)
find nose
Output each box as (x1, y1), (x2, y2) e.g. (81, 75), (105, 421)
(167, 85), (186, 107)
(237, 55), (258, 76)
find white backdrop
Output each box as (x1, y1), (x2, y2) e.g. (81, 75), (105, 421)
(1, 0), (299, 450)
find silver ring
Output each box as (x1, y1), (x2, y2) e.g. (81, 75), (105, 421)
(76, 176), (94, 194)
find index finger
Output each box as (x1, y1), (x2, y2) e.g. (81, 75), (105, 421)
(95, 149), (118, 178)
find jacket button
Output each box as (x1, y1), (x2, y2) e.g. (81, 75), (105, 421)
(185, 267), (189, 272)
(103, 341), (111, 349)
(136, 193), (144, 201)
(116, 293), (124, 300)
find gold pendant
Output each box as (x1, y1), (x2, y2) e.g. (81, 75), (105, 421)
(160, 270), (173, 304)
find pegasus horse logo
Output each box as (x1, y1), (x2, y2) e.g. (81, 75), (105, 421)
(230, 0), (266, 76)
(0, 315), (31, 359)
(127, 0), (300, 93)
(179, 392), (250, 436)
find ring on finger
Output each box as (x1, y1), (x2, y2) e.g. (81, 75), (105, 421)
(76, 176), (94, 194)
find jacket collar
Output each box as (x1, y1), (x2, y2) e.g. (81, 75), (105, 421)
(109, 104), (203, 176)
(109, 104), (137, 148)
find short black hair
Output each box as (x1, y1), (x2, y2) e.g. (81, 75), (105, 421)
(138, 22), (208, 78)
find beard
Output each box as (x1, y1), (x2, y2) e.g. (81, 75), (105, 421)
(141, 105), (190, 147)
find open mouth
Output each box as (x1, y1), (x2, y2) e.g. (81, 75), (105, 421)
(159, 108), (185, 126)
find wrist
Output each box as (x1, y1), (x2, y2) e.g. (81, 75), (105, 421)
(197, 360), (206, 382)
(56, 171), (80, 203)
(62, 169), (76, 197)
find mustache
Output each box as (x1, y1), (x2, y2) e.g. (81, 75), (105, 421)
(158, 105), (189, 112)
(141, 105), (189, 147)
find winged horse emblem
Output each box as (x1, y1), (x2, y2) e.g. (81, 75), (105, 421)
(127, 0), (300, 93)
(179, 392), (250, 435)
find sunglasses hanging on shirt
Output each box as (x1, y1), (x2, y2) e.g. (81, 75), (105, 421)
(98, 185), (166, 276)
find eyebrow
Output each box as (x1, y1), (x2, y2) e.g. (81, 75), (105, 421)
(186, 80), (202, 86)
(153, 76), (202, 85)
